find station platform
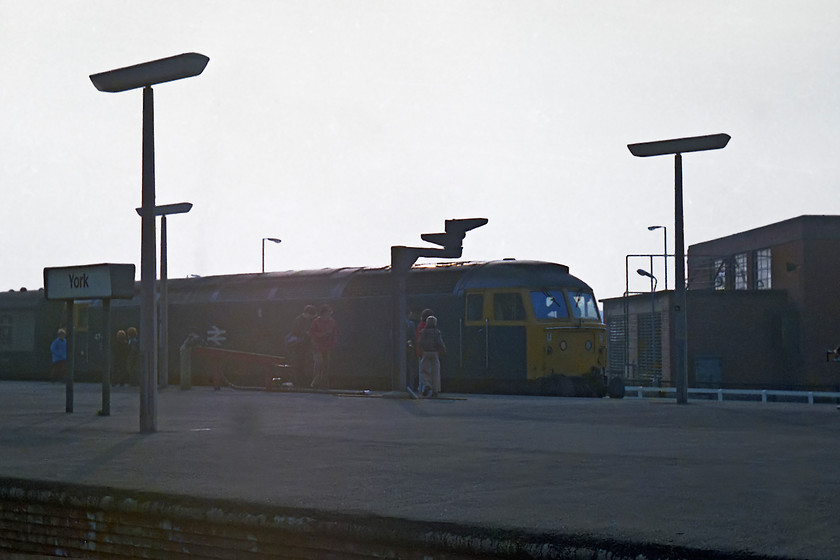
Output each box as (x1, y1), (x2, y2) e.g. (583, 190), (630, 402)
(0, 381), (838, 559)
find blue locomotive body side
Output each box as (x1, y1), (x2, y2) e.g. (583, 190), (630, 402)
(0, 260), (616, 396)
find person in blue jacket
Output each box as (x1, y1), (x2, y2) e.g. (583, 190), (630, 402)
(50, 328), (67, 382)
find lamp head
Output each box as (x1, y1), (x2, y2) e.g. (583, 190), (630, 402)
(91, 53), (209, 93)
(628, 133), (730, 157)
(135, 202), (193, 217)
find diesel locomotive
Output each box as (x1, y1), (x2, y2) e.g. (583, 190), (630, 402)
(0, 259), (623, 398)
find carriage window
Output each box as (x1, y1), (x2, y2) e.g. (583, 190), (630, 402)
(530, 290), (569, 320)
(493, 293), (526, 321)
(0, 315), (11, 345)
(466, 293), (484, 321)
(568, 291), (600, 320)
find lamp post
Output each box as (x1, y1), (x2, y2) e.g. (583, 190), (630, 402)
(647, 225), (667, 291)
(637, 268), (658, 386)
(262, 238), (282, 273)
(136, 203), (193, 389)
(628, 133), (730, 404)
(91, 53), (209, 433)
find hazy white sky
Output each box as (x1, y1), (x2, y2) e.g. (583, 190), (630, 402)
(1, 1), (838, 300)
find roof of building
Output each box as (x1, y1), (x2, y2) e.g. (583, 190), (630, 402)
(688, 215), (840, 255)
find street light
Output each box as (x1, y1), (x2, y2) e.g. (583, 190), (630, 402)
(648, 225), (667, 290)
(91, 53), (209, 433)
(136, 203), (193, 389)
(262, 238), (282, 273)
(636, 269), (658, 386)
(628, 133), (730, 404)
(636, 268), (657, 290)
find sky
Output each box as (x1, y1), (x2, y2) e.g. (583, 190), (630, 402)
(1, 1), (839, 301)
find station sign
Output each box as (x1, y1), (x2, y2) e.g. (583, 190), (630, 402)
(44, 263), (136, 301)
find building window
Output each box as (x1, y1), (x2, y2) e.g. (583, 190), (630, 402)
(607, 316), (627, 378)
(755, 248), (771, 289)
(734, 253), (748, 290)
(714, 259), (726, 290)
(637, 312), (662, 385)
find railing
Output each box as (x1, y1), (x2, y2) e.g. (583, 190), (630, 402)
(624, 385), (840, 405)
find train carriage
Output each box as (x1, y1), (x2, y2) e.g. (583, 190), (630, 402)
(0, 290), (64, 379)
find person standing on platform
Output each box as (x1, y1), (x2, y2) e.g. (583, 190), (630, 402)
(309, 304), (338, 389)
(112, 329), (129, 386)
(414, 308), (433, 393)
(286, 304), (317, 387)
(417, 316), (446, 398)
(405, 309), (420, 393)
(49, 328), (67, 382)
(126, 327), (140, 386)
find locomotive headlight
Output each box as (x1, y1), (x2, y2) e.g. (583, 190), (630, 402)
(559, 340), (567, 351)
(585, 340), (593, 351)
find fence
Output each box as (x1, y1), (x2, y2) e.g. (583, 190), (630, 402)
(624, 385), (840, 405)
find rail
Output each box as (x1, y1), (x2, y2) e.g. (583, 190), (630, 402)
(624, 385), (840, 405)
(192, 347), (289, 391)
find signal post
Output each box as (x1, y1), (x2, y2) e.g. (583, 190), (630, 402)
(391, 218), (487, 392)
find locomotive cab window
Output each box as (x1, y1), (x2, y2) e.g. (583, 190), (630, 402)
(530, 290), (569, 320)
(568, 291), (600, 320)
(466, 293), (484, 322)
(492, 292), (526, 322)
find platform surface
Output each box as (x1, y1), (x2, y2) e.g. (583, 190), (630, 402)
(1, 381), (838, 559)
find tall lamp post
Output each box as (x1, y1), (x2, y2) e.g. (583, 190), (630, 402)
(91, 53), (209, 433)
(647, 225), (667, 290)
(262, 237), (282, 273)
(136, 202), (193, 388)
(628, 133), (730, 404)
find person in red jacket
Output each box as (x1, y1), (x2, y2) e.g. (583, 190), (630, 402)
(309, 304), (338, 389)
(417, 316), (446, 398)
(413, 308), (433, 392)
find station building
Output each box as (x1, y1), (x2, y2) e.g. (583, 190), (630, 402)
(602, 215), (840, 391)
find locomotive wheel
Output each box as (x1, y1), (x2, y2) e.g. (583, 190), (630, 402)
(557, 376), (575, 397)
(580, 370), (607, 398)
(608, 377), (626, 399)
(570, 377), (587, 397)
(539, 374), (575, 397)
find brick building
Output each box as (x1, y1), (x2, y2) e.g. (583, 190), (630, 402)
(603, 215), (840, 390)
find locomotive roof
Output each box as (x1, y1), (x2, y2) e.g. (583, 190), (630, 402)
(453, 260), (591, 292)
(144, 259), (594, 303)
(0, 260), (598, 309)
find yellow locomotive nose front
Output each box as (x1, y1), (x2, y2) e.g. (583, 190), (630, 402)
(524, 288), (607, 396)
(531, 325), (604, 379)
